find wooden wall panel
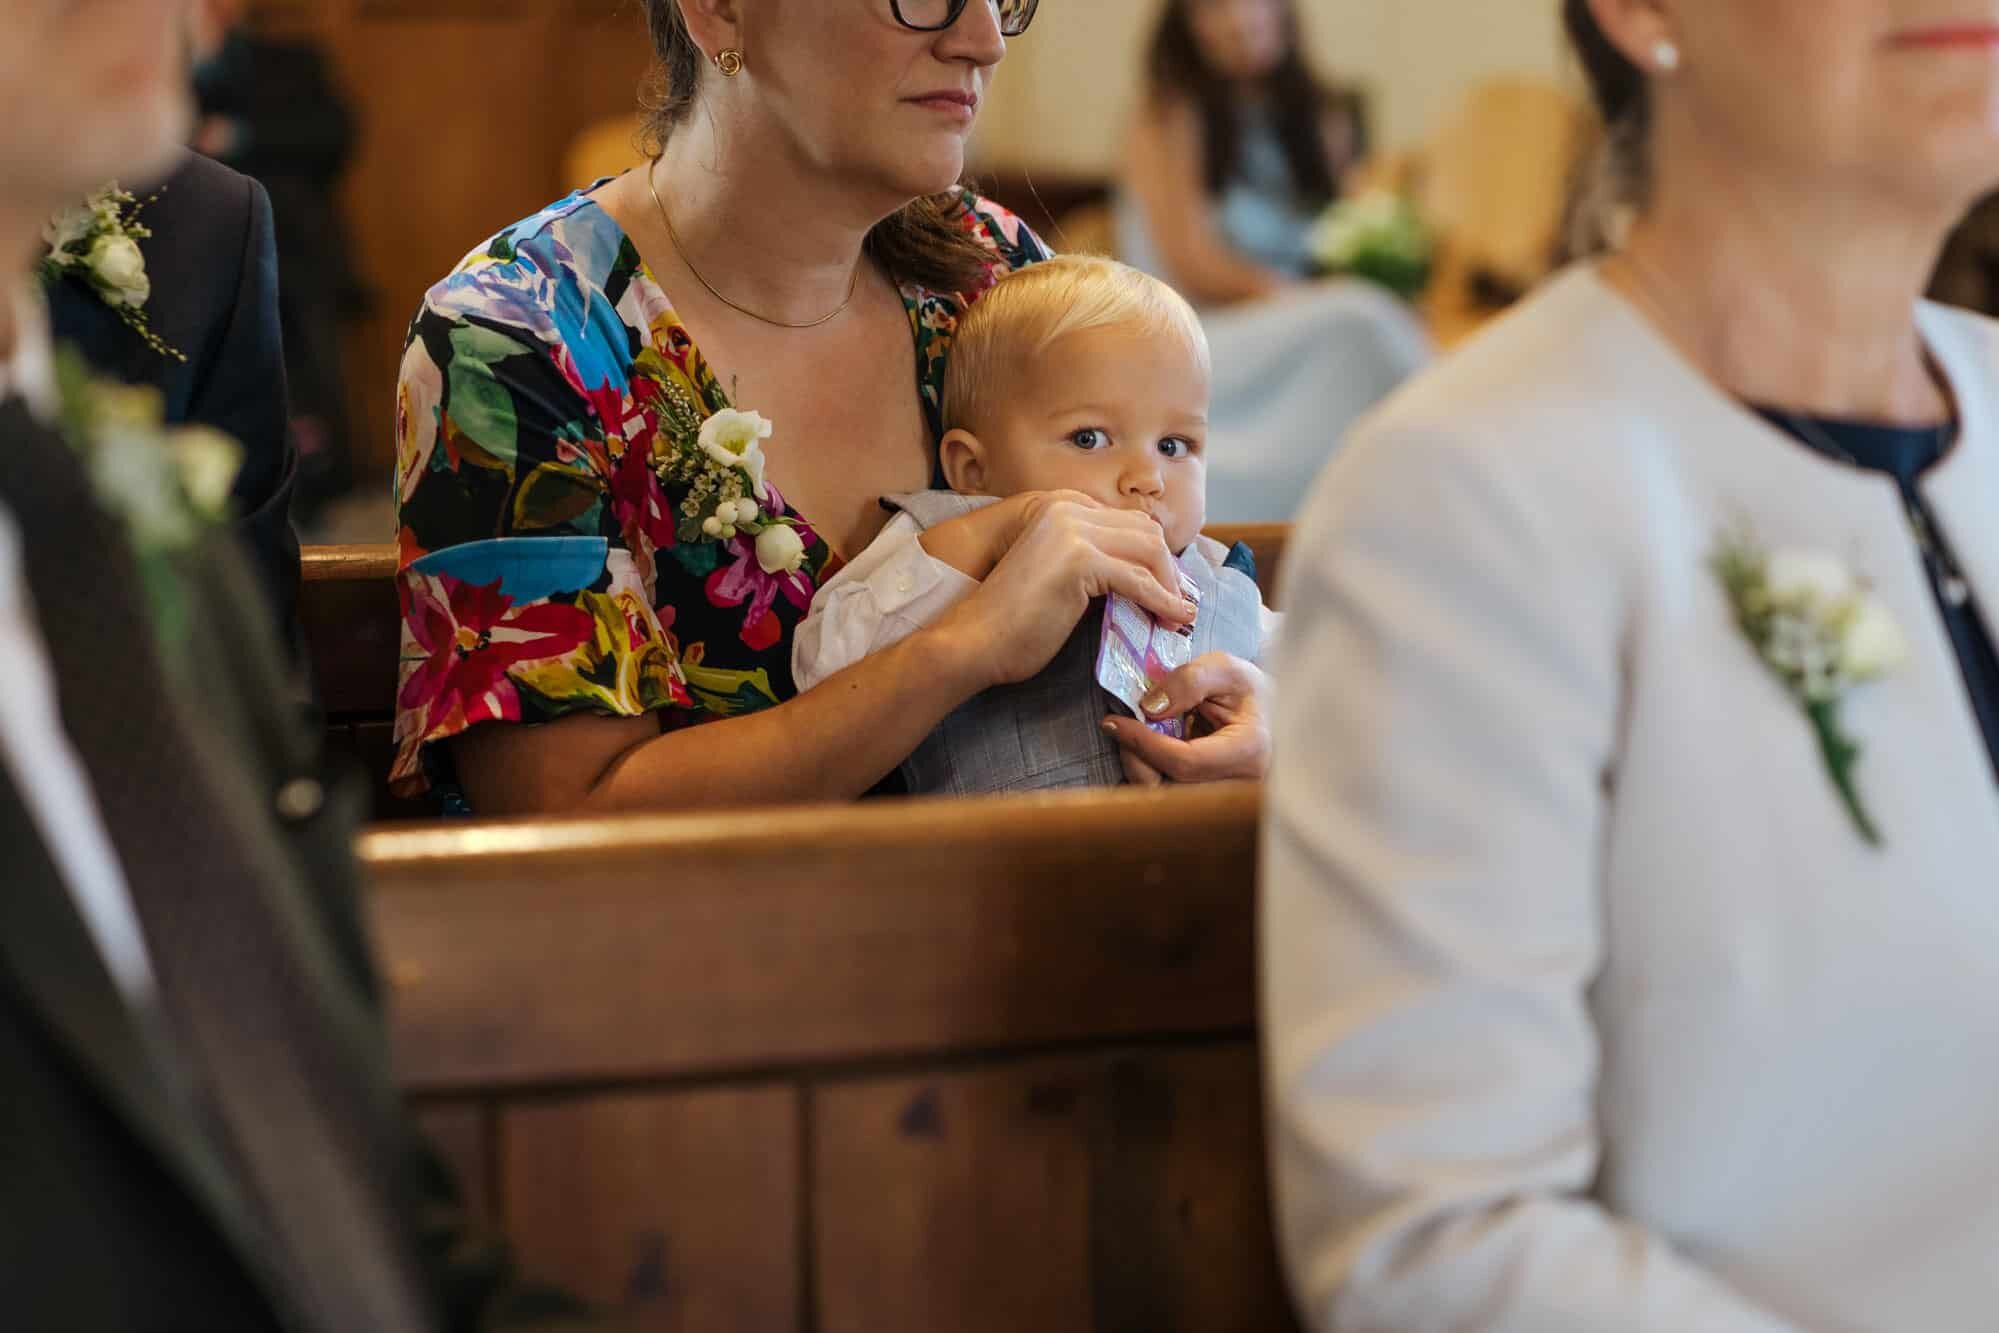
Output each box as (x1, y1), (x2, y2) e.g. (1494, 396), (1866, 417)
(810, 1044), (1300, 1333)
(321, 1), (654, 478)
(501, 1084), (802, 1331)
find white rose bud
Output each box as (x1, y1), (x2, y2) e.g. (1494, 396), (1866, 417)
(1765, 549), (1854, 612)
(1840, 597), (1909, 681)
(88, 234), (150, 309)
(755, 523), (807, 575)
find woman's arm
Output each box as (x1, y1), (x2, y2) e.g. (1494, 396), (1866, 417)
(1122, 99), (1296, 306)
(1262, 422), (1801, 1332)
(457, 495), (1194, 815)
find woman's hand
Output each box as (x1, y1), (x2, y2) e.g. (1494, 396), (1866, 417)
(932, 490), (1194, 689)
(1103, 652), (1272, 786)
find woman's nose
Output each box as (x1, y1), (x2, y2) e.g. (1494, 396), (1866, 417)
(936, 0), (1007, 66)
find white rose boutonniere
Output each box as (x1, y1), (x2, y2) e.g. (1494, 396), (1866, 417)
(87, 234), (152, 309)
(1714, 531), (1908, 846)
(39, 183), (183, 362)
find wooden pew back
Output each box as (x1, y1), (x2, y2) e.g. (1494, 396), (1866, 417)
(306, 525), (1289, 819)
(365, 784), (1298, 1332)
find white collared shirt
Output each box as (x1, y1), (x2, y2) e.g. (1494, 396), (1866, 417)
(0, 283), (158, 1006)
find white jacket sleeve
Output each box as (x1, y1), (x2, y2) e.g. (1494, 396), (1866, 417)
(791, 512), (979, 693)
(1260, 423), (1802, 1333)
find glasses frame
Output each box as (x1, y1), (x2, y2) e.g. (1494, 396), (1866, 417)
(889, 0), (1040, 38)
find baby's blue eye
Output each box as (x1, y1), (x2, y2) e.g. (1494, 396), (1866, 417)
(1068, 428), (1109, 450)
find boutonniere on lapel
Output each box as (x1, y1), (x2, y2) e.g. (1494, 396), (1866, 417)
(1713, 531), (1910, 846)
(38, 183), (185, 364)
(653, 405), (809, 574)
(54, 348), (240, 641)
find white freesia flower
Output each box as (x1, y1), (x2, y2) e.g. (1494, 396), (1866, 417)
(88, 234), (150, 308)
(1765, 548), (1854, 611)
(697, 408), (772, 501)
(1840, 597), (1909, 681)
(43, 203), (95, 255)
(755, 523), (806, 575)
(171, 427), (244, 518)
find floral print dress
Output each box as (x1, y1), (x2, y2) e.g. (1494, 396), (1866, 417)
(391, 185), (1048, 797)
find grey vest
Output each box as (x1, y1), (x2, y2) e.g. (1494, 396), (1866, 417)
(888, 491), (1264, 797)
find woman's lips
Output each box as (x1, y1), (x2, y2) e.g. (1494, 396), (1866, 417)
(1885, 23), (1999, 48)
(906, 90), (979, 120)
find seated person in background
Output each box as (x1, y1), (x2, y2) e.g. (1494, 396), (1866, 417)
(44, 148), (301, 648)
(1119, 0), (1362, 306)
(794, 257), (1275, 794)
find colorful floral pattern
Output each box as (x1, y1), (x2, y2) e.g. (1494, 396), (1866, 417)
(391, 185), (1047, 795)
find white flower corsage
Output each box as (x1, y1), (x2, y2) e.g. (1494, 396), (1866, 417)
(55, 348), (241, 639)
(654, 405), (804, 564)
(1714, 531), (1909, 846)
(39, 183), (185, 363)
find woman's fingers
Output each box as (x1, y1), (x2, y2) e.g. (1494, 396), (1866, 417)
(1065, 518), (1190, 624)
(1120, 745), (1166, 787)
(1102, 713), (1266, 783)
(1133, 652), (1264, 720)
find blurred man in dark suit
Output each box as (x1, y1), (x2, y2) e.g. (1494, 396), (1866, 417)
(1, 3), (607, 1328)
(45, 149), (300, 643)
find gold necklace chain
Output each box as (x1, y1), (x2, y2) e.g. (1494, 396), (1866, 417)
(646, 159), (858, 331)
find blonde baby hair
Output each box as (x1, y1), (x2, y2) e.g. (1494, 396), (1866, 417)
(942, 254), (1210, 437)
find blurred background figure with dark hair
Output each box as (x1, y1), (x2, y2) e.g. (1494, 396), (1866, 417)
(1118, 0), (1363, 304)
(189, 0), (365, 531)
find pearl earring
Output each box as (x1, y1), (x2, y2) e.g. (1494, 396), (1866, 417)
(1652, 39), (1681, 73)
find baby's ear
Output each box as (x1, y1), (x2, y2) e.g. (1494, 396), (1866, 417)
(938, 428), (988, 494)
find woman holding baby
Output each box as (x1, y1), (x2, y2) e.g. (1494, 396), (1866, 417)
(1266, 0), (1999, 1328)
(392, 0), (1272, 814)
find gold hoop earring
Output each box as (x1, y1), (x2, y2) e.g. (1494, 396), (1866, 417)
(715, 48), (745, 77)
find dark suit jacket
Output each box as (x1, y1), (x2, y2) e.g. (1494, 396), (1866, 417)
(0, 400), (596, 1331)
(45, 150), (301, 645)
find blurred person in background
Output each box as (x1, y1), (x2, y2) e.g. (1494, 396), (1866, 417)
(190, 0), (365, 528)
(1108, 0), (1426, 525)
(2, 2), (611, 1326)
(1118, 0), (1363, 305)
(44, 146), (299, 642)
(1266, 0), (1999, 1327)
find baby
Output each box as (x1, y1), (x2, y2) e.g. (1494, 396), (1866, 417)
(792, 254), (1275, 795)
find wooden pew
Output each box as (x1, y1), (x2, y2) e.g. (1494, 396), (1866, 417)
(305, 525), (1289, 820)
(366, 782), (1299, 1333)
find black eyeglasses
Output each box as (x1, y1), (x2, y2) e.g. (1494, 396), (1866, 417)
(891, 0), (1040, 38)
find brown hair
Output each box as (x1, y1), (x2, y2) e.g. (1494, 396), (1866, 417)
(638, 0), (1001, 295)
(1562, 0), (1651, 248)
(1143, 0), (1356, 209)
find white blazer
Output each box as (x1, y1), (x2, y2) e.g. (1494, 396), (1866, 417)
(1262, 267), (1999, 1333)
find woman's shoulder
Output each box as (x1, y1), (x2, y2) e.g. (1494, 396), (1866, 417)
(1351, 267), (1672, 452)
(416, 185), (640, 332)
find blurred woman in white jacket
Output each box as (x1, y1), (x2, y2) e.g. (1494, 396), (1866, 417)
(1262, 1), (1999, 1329)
